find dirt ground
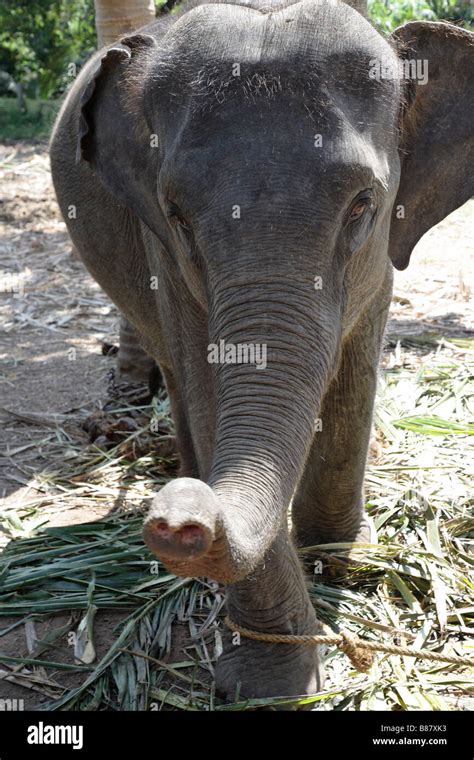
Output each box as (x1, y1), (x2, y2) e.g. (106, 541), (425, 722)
(0, 141), (472, 709)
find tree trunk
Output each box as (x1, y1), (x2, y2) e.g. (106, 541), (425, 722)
(346, 0), (368, 16)
(94, 0), (156, 48)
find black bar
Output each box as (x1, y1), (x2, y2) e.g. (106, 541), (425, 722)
(0, 710), (469, 757)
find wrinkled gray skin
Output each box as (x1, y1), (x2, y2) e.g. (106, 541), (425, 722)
(50, 0), (473, 701)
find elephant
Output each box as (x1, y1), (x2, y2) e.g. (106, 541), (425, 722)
(50, 0), (473, 701)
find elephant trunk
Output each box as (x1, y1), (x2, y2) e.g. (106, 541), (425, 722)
(143, 266), (340, 582)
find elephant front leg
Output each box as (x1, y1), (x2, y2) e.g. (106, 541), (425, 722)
(117, 316), (159, 385)
(291, 296), (390, 549)
(215, 523), (322, 703)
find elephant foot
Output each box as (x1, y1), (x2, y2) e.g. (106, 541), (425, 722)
(296, 514), (378, 578)
(349, 513), (378, 545)
(215, 630), (323, 709)
(293, 512), (378, 550)
(117, 349), (156, 383)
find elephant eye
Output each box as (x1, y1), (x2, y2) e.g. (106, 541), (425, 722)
(347, 190), (373, 224)
(167, 203), (202, 267)
(348, 193), (373, 223)
(349, 201), (367, 222)
(345, 190), (377, 253)
(167, 203), (191, 231)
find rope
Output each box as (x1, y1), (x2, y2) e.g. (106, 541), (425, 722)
(224, 617), (474, 673)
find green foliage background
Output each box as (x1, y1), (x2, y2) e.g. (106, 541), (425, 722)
(0, 1), (96, 99)
(370, 0), (472, 31)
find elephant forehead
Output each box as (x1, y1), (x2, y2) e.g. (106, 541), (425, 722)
(155, 67), (399, 185)
(154, 0), (396, 78)
(146, 0), (400, 132)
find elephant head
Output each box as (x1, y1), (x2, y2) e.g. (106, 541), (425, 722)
(76, 0), (473, 584)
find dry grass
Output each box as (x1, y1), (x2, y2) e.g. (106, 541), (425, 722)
(1, 344), (472, 711)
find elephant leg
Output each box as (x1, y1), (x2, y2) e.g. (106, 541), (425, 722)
(161, 367), (200, 479)
(291, 293), (390, 548)
(117, 316), (161, 386)
(215, 521), (322, 702)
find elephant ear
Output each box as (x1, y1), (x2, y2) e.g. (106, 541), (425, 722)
(76, 33), (160, 234)
(388, 22), (474, 270)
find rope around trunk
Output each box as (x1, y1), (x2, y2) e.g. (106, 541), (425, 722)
(224, 617), (473, 673)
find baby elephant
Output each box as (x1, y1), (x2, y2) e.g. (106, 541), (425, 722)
(50, 0), (473, 700)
